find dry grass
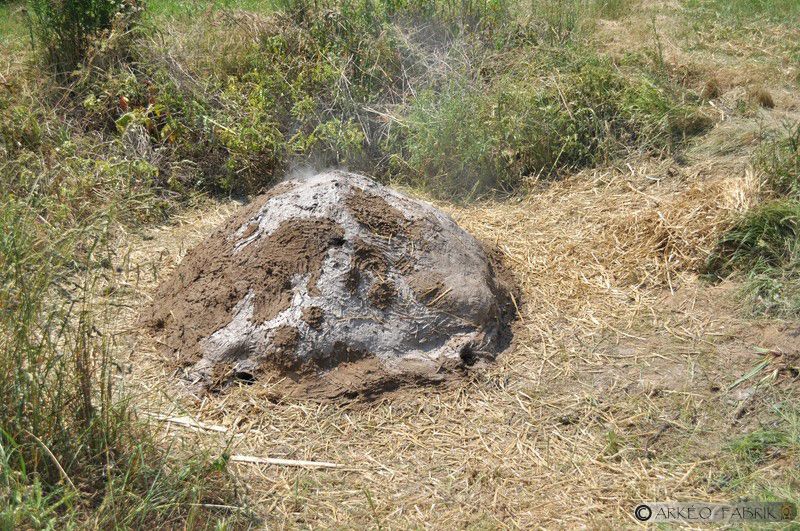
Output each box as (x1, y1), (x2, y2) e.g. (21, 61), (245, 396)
(78, 2), (800, 526)
(450, 161), (757, 339)
(98, 156), (800, 527)
(4, 0), (799, 526)
(592, 0), (800, 114)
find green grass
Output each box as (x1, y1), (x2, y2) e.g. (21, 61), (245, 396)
(683, 0), (800, 75)
(0, 1), (29, 45)
(757, 122), (800, 200)
(717, 401), (800, 503)
(709, 124), (800, 316)
(58, 0), (707, 198)
(708, 200), (800, 315)
(711, 201), (800, 273)
(0, 13), (249, 525)
(27, 0), (139, 72)
(398, 53), (710, 196)
(685, 0), (800, 25)
(0, 194), (250, 528)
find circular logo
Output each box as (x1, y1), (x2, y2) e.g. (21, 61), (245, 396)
(634, 504), (652, 522)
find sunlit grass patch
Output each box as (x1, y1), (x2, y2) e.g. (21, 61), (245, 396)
(708, 200), (800, 315)
(708, 123), (800, 316)
(714, 401), (800, 501)
(685, 0), (800, 26)
(0, 1), (29, 45)
(0, 195), (251, 528)
(682, 0), (800, 73)
(757, 122), (800, 200)
(398, 51), (711, 197)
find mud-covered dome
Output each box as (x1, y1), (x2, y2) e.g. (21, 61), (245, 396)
(144, 171), (516, 399)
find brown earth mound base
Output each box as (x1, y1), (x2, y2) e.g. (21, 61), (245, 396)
(143, 171), (517, 400)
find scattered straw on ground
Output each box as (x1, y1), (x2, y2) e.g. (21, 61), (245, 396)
(98, 157), (800, 527)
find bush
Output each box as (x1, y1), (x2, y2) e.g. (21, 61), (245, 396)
(40, 0), (707, 197)
(397, 53), (711, 197)
(28, 0), (139, 72)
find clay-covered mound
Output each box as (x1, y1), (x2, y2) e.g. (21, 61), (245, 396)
(144, 171), (516, 399)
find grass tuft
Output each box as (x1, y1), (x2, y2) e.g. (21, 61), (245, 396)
(709, 123), (800, 315)
(686, 0), (800, 26)
(0, 192), (250, 528)
(718, 401), (800, 499)
(757, 122), (800, 199)
(398, 52), (711, 197)
(708, 200), (800, 315)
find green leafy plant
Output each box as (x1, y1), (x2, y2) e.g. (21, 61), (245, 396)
(27, 0), (139, 71)
(398, 53), (710, 197)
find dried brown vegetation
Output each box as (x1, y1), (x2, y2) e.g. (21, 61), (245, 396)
(3, 0), (800, 527)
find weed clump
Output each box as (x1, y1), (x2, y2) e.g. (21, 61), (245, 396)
(34, 0), (709, 198)
(716, 402), (800, 500)
(400, 53), (710, 196)
(28, 0), (141, 72)
(710, 200), (800, 273)
(709, 123), (800, 315)
(708, 200), (800, 315)
(0, 196), (249, 527)
(757, 122), (800, 199)
(0, 29), (248, 528)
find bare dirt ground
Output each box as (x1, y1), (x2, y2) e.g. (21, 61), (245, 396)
(96, 3), (800, 527)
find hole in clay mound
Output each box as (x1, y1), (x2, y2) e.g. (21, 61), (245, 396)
(459, 344), (478, 366)
(234, 371), (256, 385)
